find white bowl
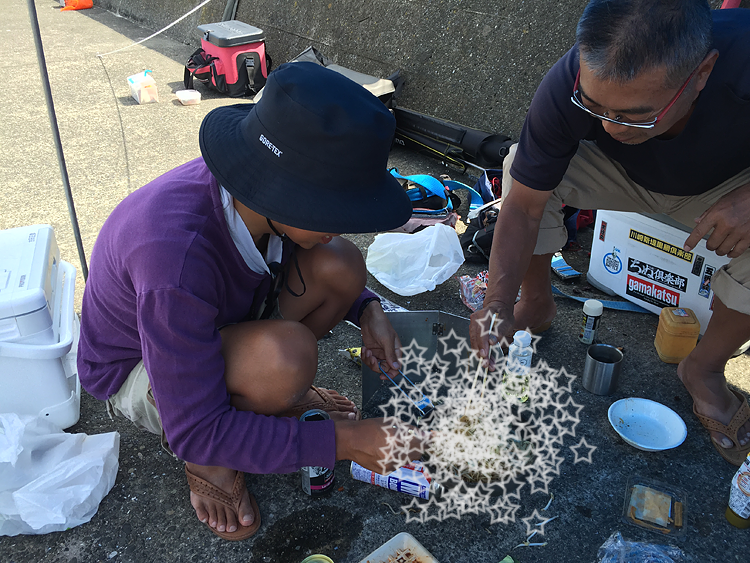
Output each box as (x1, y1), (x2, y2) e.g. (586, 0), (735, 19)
(175, 89), (201, 105)
(608, 398), (687, 451)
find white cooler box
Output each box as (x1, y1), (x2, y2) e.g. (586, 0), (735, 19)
(0, 224), (80, 428)
(587, 211), (731, 335)
(587, 211), (729, 334)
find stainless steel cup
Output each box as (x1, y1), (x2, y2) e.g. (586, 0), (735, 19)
(582, 344), (623, 395)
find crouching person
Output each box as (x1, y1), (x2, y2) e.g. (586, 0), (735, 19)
(78, 62), (426, 541)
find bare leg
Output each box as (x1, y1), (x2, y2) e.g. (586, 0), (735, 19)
(186, 237), (365, 534)
(279, 236), (367, 339)
(513, 253), (557, 333)
(678, 296), (750, 449)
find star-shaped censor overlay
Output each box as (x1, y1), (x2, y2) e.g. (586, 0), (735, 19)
(377, 326), (594, 524)
(520, 508), (557, 536)
(569, 437), (598, 464)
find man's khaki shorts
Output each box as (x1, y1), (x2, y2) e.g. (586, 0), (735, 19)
(502, 141), (750, 315)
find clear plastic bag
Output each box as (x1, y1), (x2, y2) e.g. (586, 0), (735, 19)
(365, 224), (465, 296)
(597, 531), (686, 563)
(0, 413), (120, 536)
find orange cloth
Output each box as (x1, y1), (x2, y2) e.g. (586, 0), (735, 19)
(61, 0), (93, 11)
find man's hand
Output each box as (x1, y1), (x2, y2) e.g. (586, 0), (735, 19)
(359, 301), (402, 380)
(469, 302), (514, 363)
(684, 183), (750, 258)
(469, 177), (549, 360)
(334, 418), (429, 474)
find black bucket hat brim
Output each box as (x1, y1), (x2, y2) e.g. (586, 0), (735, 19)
(199, 63), (412, 233)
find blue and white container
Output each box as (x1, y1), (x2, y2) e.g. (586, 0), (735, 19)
(350, 460), (441, 499)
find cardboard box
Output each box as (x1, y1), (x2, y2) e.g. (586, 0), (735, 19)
(0, 224), (80, 429)
(587, 211), (730, 335)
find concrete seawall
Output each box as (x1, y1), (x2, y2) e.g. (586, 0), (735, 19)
(94, 0), (743, 138)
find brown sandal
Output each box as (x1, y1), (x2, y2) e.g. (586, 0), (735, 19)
(693, 389), (750, 467)
(280, 385), (362, 420)
(185, 465), (261, 541)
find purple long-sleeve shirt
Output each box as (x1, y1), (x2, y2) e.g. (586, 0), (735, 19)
(78, 158), (373, 473)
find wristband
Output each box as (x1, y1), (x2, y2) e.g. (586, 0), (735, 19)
(357, 297), (382, 323)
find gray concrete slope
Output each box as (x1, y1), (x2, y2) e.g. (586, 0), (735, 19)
(1, 2), (749, 563)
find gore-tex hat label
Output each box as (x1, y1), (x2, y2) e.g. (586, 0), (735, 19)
(259, 134), (282, 157)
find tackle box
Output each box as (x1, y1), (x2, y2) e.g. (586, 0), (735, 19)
(0, 224), (80, 429)
(361, 310), (469, 413)
(587, 211), (731, 335)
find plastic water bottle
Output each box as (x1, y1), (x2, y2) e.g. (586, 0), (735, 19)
(508, 330), (533, 372)
(505, 330), (532, 399)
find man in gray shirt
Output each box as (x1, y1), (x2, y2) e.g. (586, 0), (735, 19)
(470, 0), (750, 466)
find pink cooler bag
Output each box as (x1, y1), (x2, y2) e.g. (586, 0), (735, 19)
(184, 20), (270, 97)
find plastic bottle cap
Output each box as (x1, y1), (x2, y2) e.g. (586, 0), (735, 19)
(583, 299), (603, 316)
(513, 330), (532, 347)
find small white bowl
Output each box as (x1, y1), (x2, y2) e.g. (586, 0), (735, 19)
(175, 89), (201, 105)
(608, 398), (687, 451)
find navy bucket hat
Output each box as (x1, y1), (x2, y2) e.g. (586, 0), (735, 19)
(199, 62), (412, 233)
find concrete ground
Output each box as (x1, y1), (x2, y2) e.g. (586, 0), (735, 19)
(2, 2), (750, 562)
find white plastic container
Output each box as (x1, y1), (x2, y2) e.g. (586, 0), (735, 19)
(726, 452), (750, 528)
(127, 70), (159, 104)
(0, 224), (80, 429)
(508, 330), (532, 374)
(504, 330), (532, 400)
(175, 89), (201, 105)
(358, 532), (439, 563)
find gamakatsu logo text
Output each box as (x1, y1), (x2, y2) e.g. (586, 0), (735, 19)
(626, 275), (679, 307)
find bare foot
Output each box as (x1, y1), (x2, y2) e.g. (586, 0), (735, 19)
(297, 387), (359, 421)
(678, 355), (750, 448)
(512, 293), (557, 335)
(186, 463), (256, 533)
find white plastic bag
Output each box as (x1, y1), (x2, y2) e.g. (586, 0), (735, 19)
(366, 223), (465, 296)
(597, 531), (685, 562)
(0, 413), (120, 536)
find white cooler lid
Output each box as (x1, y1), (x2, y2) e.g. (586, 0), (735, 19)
(0, 224), (59, 320)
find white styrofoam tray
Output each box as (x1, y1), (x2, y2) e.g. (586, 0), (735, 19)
(359, 532), (438, 563)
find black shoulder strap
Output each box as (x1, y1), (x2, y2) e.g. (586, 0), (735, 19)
(184, 48), (213, 90)
(183, 66), (194, 90)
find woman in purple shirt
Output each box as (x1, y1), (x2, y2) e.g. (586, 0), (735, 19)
(78, 62), (426, 540)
